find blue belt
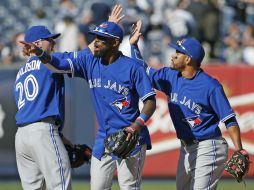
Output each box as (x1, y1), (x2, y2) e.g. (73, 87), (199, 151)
(180, 139), (206, 146)
(180, 135), (222, 146)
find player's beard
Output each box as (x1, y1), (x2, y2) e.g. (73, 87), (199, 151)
(94, 47), (109, 58)
(94, 50), (103, 57)
(170, 61), (185, 71)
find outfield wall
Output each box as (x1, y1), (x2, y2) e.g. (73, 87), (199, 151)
(0, 64), (253, 178)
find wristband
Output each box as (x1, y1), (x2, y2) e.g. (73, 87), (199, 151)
(135, 113), (149, 127)
(135, 117), (145, 127)
(139, 113), (149, 122)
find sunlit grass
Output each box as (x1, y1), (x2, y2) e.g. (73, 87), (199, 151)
(0, 179), (253, 190)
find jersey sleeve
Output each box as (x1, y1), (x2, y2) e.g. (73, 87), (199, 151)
(54, 48), (92, 79)
(62, 55), (90, 80)
(130, 44), (147, 68)
(50, 49), (92, 80)
(53, 51), (77, 59)
(147, 67), (174, 94)
(133, 65), (156, 102)
(53, 48), (91, 59)
(131, 44), (174, 94)
(50, 56), (72, 71)
(209, 85), (236, 122)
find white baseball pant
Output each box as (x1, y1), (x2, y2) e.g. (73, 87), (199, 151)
(176, 137), (228, 190)
(90, 145), (147, 190)
(15, 122), (72, 190)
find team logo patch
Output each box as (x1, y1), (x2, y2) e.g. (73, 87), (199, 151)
(184, 116), (202, 128)
(177, 39), (186, 46)
(111, 97), (129, 112)
(99, 23), (108, 28)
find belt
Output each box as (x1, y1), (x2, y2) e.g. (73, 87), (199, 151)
(180, 139), (205, 146)
(18, 116), (61, 127)
(40, 116), (61, 126)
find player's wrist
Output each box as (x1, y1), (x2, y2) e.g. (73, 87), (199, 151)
(36, 49), (52, 64)
(135, 113), (149, 127)
(36, 48), (44, 57)
(135, 117), (145, 127)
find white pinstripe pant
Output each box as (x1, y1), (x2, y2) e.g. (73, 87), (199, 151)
(90, 145), (147, 190)
(15, 122), (72, 190)
(176, 137), (228, 190)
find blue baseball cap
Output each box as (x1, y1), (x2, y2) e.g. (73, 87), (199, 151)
(169, 38), (205, 63)
(24, 25), (61, 43)
(89, 21), (123, 42)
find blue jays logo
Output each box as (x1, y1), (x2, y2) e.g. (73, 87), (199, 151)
(100, 23), (108, 28)
(111, 97), (129, 112)
(177, 39), (186, 46)
(184, 116), (202, 128)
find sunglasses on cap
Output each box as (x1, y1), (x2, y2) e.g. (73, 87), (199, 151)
(176, 40), (192, 58)
(93, 27), (121, 39)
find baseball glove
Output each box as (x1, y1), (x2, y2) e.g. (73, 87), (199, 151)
(104, 129), (139, 159)
(225, 149), (250, 183)
(64, 144), (92, 168)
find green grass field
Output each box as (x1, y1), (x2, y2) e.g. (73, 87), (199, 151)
(0, 179), (253, 190)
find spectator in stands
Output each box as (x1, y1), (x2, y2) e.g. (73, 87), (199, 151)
(55, 16), (79, 52)
(221, 0), (246, 37)
(1, 32), (26, 65)
(78, 10), (95, 50)
(2, 0), (254, 65)
(143, 14), (168, 66)
(187, 0), (221, 59)
(90, 2), (111, 25)
(30, 9), (51, 30)
(0, 43), (5, 64)
(164, 0), (195, 42)
(122, 0), (150, 34)
(57, 0), (78, 19)
(244, 0), (254, 28)
(242, 24), (254, 65)
(163, 0), (195, 63)
(222, 23), (242, 64)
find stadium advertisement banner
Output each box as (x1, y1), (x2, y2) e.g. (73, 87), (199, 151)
(143, 64), (254, 177)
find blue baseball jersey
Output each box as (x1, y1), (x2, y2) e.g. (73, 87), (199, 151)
(131, 44), (235, 140)
(147, 67), (235, 140)
(13, 49), (90, 129)
(50, 52), (156, 159)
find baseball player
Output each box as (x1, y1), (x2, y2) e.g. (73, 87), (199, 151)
(14, 25), (77, 190)
(129, 21), (246, 190)
(22, 21), (156, 190)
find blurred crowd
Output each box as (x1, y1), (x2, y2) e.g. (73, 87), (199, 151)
(1, 0), (254, 67)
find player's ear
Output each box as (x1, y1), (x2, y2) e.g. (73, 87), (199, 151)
(185, 56), (191, 65)
(112, 39), (120, 47)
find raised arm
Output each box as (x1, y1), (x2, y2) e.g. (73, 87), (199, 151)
(129, 20), (147, 67)
(108, 4), (125, 24)
(19, 41), (71, 73)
